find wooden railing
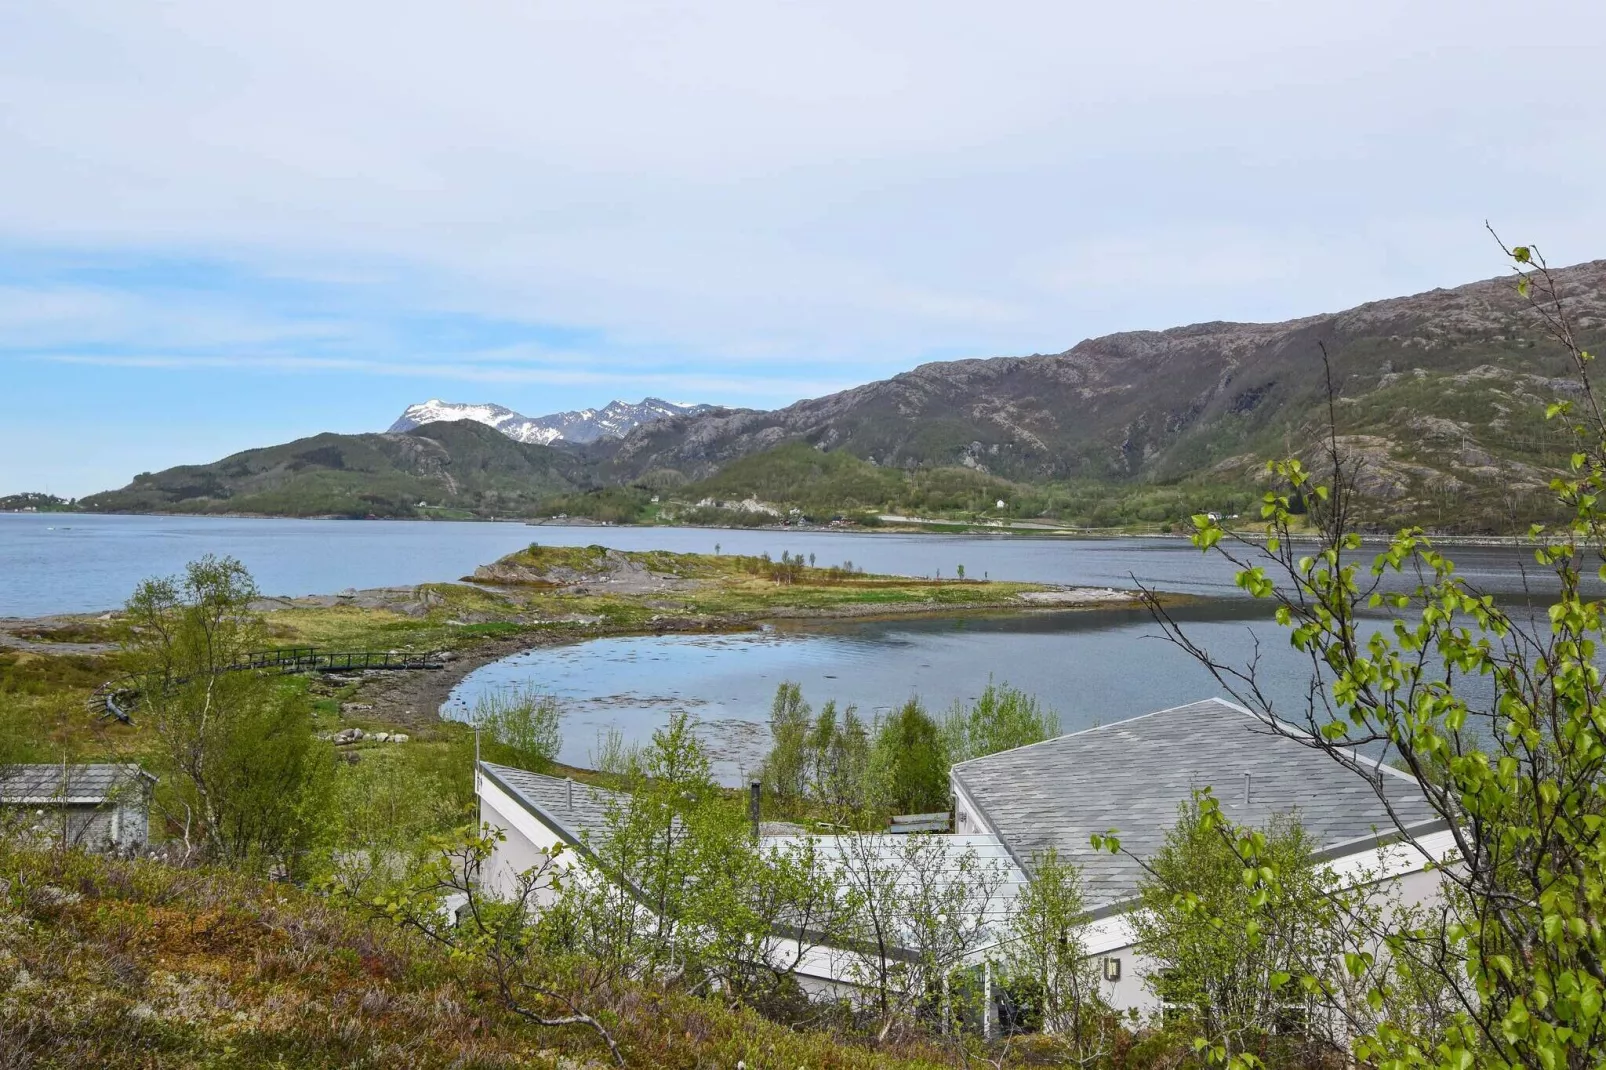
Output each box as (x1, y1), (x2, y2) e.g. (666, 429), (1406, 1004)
(90, 646), (447, 723)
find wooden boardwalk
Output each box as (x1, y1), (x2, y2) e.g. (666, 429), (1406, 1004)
(91, 647), (447, 724)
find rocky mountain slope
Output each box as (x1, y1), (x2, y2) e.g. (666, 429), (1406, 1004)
(79, 420), (588, 518)
(388, 397), (715, 445)
(78, 262), (1606, 530)
(606, 262), (1606, 528)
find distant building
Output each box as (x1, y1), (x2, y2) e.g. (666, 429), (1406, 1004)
(0, 764), (157, 852)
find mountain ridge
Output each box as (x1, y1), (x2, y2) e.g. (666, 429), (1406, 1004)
(79, 420), (588, 519)
(601, 261), (1606, 527)
(75, 260), (1606, 531)
(387, 397), (717, 445)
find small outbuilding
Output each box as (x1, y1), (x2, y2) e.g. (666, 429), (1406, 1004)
(0, 763), (157, 853)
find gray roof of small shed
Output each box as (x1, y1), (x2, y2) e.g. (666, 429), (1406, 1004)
(950, 698), (1444, 909)
(0, 764), (155, 804)
(479, 762), (624, 846)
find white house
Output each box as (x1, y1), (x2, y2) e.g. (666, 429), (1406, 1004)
(476, 761), (615, 907)
(477, 698), (1453, 1023)
(476, 760), (1028, 1014)
(950, 698), (1452, 1015)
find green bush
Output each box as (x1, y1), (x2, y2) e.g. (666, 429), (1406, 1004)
(870, 699), (949, 814)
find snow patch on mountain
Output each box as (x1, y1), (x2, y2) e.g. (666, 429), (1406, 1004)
(388, 398), (714, 445)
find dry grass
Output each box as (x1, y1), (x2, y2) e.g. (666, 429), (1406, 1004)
(0, 842), (970, 1069)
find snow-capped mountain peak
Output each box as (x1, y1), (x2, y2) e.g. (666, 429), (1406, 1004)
(387, 397), (714, 445)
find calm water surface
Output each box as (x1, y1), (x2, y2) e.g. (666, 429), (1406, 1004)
(1, 514), (1552, 782)
(445, 600), (1480, 784)
(0, 512), (1557, 615)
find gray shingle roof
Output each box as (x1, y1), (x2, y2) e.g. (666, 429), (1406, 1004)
(479, 762), (625, 845)
(950, 698), (1444, 908)
(0, 763), (154, 804)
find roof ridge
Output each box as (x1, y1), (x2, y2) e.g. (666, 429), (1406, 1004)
(3, 761), (146, 770)
(479, 761), (623, 804)
(481, 761), (568, 786)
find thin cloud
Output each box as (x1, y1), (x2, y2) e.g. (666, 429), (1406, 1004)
(34, 352), (846, 400)
(4, 2), (1605, 495)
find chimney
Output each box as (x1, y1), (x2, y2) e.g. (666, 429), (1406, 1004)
(1243, 771), (1252, 807)
(566, 777), (575, 809)
(749, 780), (762, 842)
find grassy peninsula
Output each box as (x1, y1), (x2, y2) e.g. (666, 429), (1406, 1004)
(1, 544), (1139, 766)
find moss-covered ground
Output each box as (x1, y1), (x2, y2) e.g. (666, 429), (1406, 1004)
(0, 841), (980, 1070)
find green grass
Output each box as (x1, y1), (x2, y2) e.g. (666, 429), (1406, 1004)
(453, 621), (528, 638)
(0, 648), (123, 695)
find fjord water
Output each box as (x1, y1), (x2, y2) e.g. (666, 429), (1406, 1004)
(4, 513), (1550, 783)
(444, 596), (1523, 785)
(0, 511), (1554, 616)
(2, 511), (1250, 615)
(1, 513), (549, 617)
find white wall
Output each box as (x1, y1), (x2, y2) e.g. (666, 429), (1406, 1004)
(1085, 832), (1460, 1022)
(952, 779), (990, 836)
(477, 772), (580, 905)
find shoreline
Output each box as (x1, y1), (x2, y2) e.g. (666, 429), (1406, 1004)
(355, 587), (1165, 733)
(2, 508), (1543, 546)
(3, 543), (1161, 738)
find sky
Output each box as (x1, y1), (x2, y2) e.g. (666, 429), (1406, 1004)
(3, 1), (1604, 498)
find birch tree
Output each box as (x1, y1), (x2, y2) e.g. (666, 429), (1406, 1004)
(835, 832), (1009, 1041)
(1138, 240), (1606, 1070)
(125, 555), (328, 873)
(999, 847), (1110, 1065)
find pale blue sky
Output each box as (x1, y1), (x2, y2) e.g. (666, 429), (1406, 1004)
(3, 1), (1603, 497)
